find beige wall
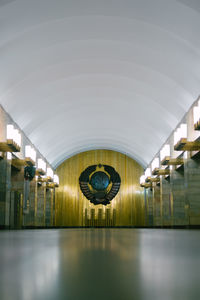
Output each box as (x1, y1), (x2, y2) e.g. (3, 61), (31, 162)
(55, 150), (145, 227)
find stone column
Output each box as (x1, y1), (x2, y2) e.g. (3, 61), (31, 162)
(161, 176), (172, 226)
(153, 184), (162, 227)
(0, 154), (11, 228)
(171, 165), (188, 226)
(146, 187), (153, 226)
(37, 183), (46, 227)
(185, 155), (200, 226)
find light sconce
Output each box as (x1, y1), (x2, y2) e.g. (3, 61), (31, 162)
(144, 168), (151, 182)
(53, 174), (59, 187)
(25, 145), (36, 166)
(0, 124), (21, 152)
(174, 123), (200, 152)
(160, 144), (170, 165)
(193, 100), (200, 130)
(140, 174), (152, 188)
(174, 124), (187, 151)
(140, 175), (145, 185)
(47, 167), (54, 181)
(46, 173), (59, 188)
(151, 157), (159, 175)
(160, 144), (183, 166)
(37, 158), (46, 175)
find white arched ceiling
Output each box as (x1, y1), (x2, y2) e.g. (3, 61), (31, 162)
(0, 0), (200, 168)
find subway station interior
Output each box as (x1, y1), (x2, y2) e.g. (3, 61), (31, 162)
(1, 1), (200, 300)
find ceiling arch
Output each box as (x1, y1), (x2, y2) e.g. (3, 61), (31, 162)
(0, 0), (200, 168)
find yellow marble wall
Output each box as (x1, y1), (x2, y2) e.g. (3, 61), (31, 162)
(55, 150), (145, 227)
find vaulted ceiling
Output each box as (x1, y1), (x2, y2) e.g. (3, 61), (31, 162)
(0, 0), (200, 168)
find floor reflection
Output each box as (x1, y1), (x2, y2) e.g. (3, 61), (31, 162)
(0, 229), (200, 300)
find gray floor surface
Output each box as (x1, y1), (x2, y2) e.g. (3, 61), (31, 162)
(0, 229), (200, 300)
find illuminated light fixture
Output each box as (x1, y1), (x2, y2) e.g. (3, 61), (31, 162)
(46, 174), (59, 188)
(7, 125), (21, 147)
(140, 175), (152, 188)
(37, 158), (46, 175)
(47, 167), (54, 181)
(25, 145), (36, 166)
(174, 123), (200, 151)
(140, 175), (145, 185)
(153, 168), (170, 176)
(160, 144), (170, 165)
(144, 168), (151, 182)
(174, 124), (187, 151)
(193, 100), (200, 130)
(37, 175), (48, 183)
(160, 143), (184, 166)
(0, 124), (21, 152)
(53, 174), (59, 187)
(151, 157), (159, 175)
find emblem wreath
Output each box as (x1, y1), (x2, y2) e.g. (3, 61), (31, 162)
(79, 164), (121, 205)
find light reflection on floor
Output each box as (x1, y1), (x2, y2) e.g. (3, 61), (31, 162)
(0, 229), (200, 300)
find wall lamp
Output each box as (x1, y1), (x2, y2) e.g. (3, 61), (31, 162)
(0, 124), (21, 152)
(174, 123), (200, 151)
(36, 158), (46, 175)
(46, 174), (59, 189)
(174, 124), (187, 151)
(53, 175), (59, 187)
(151, 157), (159, 175)
(160, 144), (183, 166)
(140, 175), (152, 188)
(25, 145), (36, 166)
(193, 100), (200, 130)
(46, 167), (54, 182)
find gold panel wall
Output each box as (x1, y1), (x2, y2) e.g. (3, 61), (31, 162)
(55, 150), (145, 227)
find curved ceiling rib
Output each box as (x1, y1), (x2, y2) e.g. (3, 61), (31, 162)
(0, 0), (200, 168)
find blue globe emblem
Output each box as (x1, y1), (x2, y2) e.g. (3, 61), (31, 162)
(90, 171), (109, 191)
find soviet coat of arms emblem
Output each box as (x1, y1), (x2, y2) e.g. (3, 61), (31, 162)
(79, 164), (121, 205)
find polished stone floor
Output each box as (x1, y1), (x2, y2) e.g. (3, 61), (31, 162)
(0, 229), (200, 300)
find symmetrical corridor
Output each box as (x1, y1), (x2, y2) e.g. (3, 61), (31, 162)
(0, 229), (200, 300)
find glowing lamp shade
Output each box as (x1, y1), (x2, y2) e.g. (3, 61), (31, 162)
(37, 158), (46, 172)
(174, 124), (187, 145)
(25, 145), (31, 158)
(31, 148), (36, 162)
(47, 168), (54, 179)
(6, 125), (21, 147)
(14, 129), (21, 147)
(151, 157), (159, 171)
(160, 144), (170, 161)
(140, 175), (145, 185)
(7, 125), (14, 140)
(193, 106), (200, 125)
(54, 175), (59, 185)
(25, 145), (36, 162)
(144, 168), (151, 179)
